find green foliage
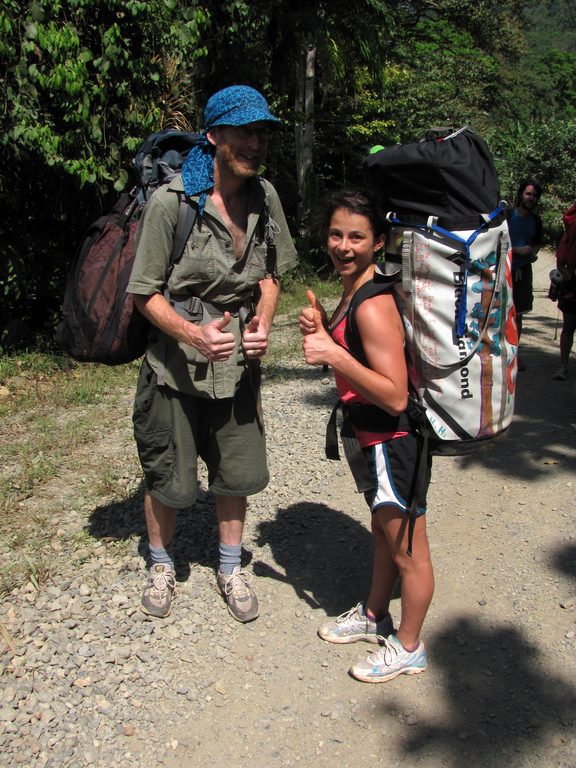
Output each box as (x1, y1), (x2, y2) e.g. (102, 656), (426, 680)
(2, 0), (210, 186)
(526, 0), (576, 53)
(513, 48), (576, 121)
(537, 50), (576, 118)
(381, 18), (503, 141)
(488, 119), (576, 240)
(419, 0), (527, 59)
(1, 0), (576, 347)
(0, 0), (210, 342)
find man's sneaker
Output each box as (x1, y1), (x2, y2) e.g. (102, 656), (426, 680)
(216, 566), (259, 623)
(318, 602), (394, 644)
(553, 364), (568, 381)
(350, 633), (427, 683)
(141, 564), (176, 618)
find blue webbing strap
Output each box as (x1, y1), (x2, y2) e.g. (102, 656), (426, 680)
(388, 204), (505, 336)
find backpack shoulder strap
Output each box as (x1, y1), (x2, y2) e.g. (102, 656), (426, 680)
(344, 271), (400, 363)
(257, 177), (278, 278)
(156, 194), (198, 387)
(170, 193), (197, 269)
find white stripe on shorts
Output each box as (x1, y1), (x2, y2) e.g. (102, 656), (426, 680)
(369, 442), (408, 513)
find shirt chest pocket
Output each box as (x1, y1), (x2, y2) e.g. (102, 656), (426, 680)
(239, 238), (268, 283)
(170, 230), (216, 289)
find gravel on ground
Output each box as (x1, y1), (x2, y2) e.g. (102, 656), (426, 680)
(1, 249), (575, 768)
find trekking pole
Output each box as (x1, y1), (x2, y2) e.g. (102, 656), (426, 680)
(554, 308), (560, 341)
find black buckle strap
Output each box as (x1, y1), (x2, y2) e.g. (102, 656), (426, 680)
(325, 400), (342, 460)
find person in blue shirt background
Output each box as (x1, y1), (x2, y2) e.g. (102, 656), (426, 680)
(506, 179), (543, 370)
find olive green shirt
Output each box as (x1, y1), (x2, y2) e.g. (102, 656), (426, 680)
(127, 174), (297, 398)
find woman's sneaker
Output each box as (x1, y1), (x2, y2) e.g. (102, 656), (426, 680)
(318, 603), (394, 644)
(350, 633), (427, 683)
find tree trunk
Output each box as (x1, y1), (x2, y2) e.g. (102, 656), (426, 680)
(295, 46), (315, 236)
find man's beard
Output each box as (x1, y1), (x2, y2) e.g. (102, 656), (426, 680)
(219, 143), (260, 179)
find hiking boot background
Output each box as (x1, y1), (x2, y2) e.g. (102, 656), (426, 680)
(141, 564), (176, 618)
(216, 566), (259, 623)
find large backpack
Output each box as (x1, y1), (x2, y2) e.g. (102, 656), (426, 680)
(56, 129), (199, 365)
(360, 127), (517, 454)
(555, 201), (576, 268)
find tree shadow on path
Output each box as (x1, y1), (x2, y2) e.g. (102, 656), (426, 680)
(385, 616), (576, 768)
(549, 541), (576, 585)
(253, 501), (374, 616)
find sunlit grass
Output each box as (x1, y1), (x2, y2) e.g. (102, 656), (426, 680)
(276, 273), (341, 315)
(0, 492), (54, 595)
(0, 353), (140, 417)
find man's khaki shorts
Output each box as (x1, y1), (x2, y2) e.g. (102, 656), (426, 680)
(133, 359), (269, 508)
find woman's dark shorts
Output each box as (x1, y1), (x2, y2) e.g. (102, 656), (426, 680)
(133, 359), (269, 508)
(362, 432), (432, 517)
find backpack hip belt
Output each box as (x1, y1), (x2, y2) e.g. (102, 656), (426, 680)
(170, 295), (250, 320)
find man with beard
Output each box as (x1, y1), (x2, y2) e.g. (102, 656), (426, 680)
(127, 86), (297, 622)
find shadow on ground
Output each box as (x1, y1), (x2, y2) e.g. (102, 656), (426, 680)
(253, 501), (376, 616)
(384, 615), (576, 768)
(549, 542), (576, 584)
(86, 485), (225, 582)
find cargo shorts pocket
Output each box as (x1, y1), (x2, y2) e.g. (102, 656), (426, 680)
(134, 427), (175, 487)
(133, 361), (175, 484)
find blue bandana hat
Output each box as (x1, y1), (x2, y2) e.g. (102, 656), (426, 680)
(181, 86), (281, 214)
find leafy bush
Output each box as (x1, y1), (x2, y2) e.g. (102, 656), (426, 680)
(0, 0), (210, 344)
(488, 119), (576, 243)
(2, 0), (209, 186)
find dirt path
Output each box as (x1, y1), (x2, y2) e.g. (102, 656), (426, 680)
(1, 249), (575, 768)
(163, 249), (576, 768)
